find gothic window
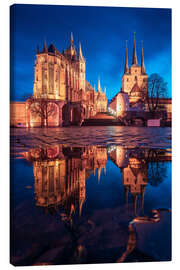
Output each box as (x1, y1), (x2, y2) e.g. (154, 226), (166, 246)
(135, 76), (137, 81)
(143, 78), (147, 82)
(127, 78), (129, 82)
(49, 64), (54, 94)
(49, 166), (54, 192)
(42, 167), (47, 192)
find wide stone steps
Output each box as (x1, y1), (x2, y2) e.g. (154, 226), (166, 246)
(82, 118), (123, 126)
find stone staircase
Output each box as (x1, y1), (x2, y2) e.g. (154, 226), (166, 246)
(82, 112), (123, 126)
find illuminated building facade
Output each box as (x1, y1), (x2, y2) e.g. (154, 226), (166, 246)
(24, 145), (108, 219)
(22, 145), (171, 219)
(122, 36), (148, 104)
(109, 35), (148, 117)
(10, 33), (108, 127)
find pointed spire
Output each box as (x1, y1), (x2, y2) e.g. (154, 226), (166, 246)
(141, 41), (146, 74)
(98, 77), (101, 92)
(124, 40), (129, 74)
(140, 185), (145, 210)
(79, 42), (82, 58)
(79, 200), (83, 216)
(132, 32), (138, 65)
(37, 45), (39, 54)
(70, 32), (73, 46)
(125, 186), (129, 205)
(43, 41), (48, 53)
(104, 86), (106, 95)
(98, 167), (102, 182)
(94, 84), (96, 91)
(132, 194), (137, 216)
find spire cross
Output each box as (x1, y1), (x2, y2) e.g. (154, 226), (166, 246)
(126, 40), (128, 48)
(134, 32), (136, 39)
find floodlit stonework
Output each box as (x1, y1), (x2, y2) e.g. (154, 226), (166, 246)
(11, 33), (108, 127)
(23, 145), (108, 218)
(122, 37), (148, 104)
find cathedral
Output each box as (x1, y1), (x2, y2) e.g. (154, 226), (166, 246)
(109, 35), (148, 117)
(10, 33), (108, 127)
(122, 36), (148, 104)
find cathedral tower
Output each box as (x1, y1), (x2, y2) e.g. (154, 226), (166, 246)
(122, 34), (148, 104)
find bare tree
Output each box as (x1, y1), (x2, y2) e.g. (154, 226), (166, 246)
(146, 73), (168, 113)
(27, 97), (57, 127)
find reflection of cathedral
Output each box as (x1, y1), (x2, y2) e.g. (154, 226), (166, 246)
(122, 153), (148, 215)
(10, 33), (107, 127)
(109, 147), (148, 214)
(24, 145), (108, 220)
(23, 145), (171, 219)
(108, 147), (171, 215)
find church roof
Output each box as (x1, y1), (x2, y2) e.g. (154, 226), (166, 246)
(131, 83), (141, 93)
(48, 43), (57, 53)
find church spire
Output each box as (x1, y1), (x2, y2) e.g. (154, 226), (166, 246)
(37, 45), (39, 54)
(124, 40), (129, 74)
(70, 32), (73, 46)
(78, 42), (84, 61)
(43, 41), (48, 53)
(98, 78), (101, 92)
(132, 32), (138, 65)
(141, 41), (146, 74)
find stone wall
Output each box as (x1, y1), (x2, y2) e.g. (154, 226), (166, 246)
(10, 102), (26, 127)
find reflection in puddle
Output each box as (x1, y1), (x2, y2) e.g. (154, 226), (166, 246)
(11, 145), (171, 265)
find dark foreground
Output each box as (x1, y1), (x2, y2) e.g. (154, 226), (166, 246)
(10, 127), (171, 265)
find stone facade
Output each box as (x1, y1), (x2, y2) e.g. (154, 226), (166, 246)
(10, 33), (107, 127)
(122, 37), (148, 104)
(23, 145), (108, 218)
(109, 92), (130, 117)
(10, 102), (27, 127)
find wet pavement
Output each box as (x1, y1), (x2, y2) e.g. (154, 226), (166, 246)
(10, 127), (171, 265)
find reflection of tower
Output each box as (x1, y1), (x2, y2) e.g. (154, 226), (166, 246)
(95, 147), (107, 182)
(108, 146), (129, 168)
(122, 153), (148, 215)
(79, 171), (86, 216)
(33, 158), (66, 208)
(98, 167), (102, 183)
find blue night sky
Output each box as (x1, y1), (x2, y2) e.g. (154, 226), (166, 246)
(10, 4), (171, 101)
